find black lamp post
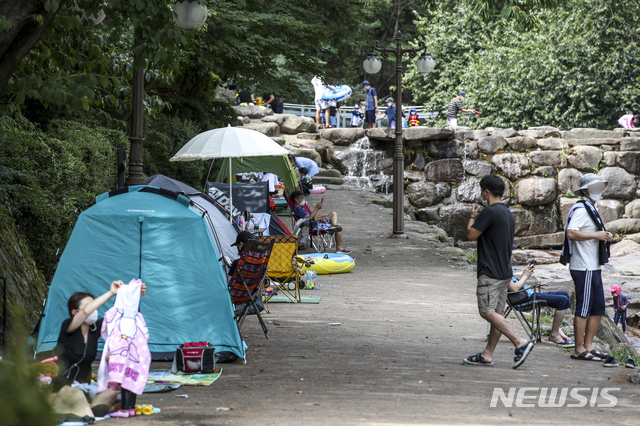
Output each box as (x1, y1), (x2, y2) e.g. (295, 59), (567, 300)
(363, 31), (434, 237)
(124, 0), (208, 186)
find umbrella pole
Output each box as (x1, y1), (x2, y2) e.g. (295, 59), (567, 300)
(204, 158), (215, 191)
(229, 157), (233, 223)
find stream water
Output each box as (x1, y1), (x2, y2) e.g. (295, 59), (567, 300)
(340, 137), (386, 190)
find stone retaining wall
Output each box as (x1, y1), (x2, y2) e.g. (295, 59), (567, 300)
(366, 126), (640, 246)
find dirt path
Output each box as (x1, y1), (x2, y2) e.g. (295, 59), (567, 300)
(127, 186), (639, 425)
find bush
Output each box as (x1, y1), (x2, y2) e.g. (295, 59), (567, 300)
(0, 115), (128, 273)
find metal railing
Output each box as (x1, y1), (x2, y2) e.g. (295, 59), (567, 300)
(281, 103), (439, 128)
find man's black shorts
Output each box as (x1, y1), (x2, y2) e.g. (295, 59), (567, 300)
(364, 110), (376, 124)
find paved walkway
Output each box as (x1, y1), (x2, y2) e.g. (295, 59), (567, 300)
(128, 186), (639, 425)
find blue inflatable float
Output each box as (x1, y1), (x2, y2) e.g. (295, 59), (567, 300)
(321, 85), (352, 102)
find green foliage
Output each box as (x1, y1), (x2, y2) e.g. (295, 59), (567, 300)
(464, 248), (478, 264)
(0, 115), (128, 271)
(406, 0), (640, 129)
(144, 116), (211, 191)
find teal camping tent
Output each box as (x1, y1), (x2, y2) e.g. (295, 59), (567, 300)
(35, 186), (245, 359)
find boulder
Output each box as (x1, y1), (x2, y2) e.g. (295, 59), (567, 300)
(566, 138), (620, 146)
(407, 153), (427, 171)
(563, 128), (620, 139)
(532, 166), (555, 177)
(461, 130), (490, 140)
(406, 181), (443, 208)
(242, 122), (280, 137)
(605, 219), (640, 235)
(467, 140), (479, 159)
(516, 129), (545, 139)
(426, 139), (465, 159)
(403, 127), (454, 141)
(271, 136), (285, 145)
(620, 137), (640, 151)
(261, 114), (287, 125)
(527, 205), (560, 235)
(515, 177), (557, 206)
(625, 199), (640, 219)
(425, 158), (464, 183)
(514, 232), (565, 249)
(491, 153), (530, 181)
(288, 148), (322, 167)
(438, 205), (474, 242)
(216, 86), (236, 103)
(320, 128), (365, 146)
(604, 151), (616, 167)
(529, 150), (563, 166)
(280, 115), (316, 134)
(560, 197), (579, 227)
(498, 175), (512, 205)
(297, 132), (320, 140)
(403, 170), (424, 183)
(528, 126), (562, 138)
(364, 127), (394, 141)
(415, 207), (441, 223)
(510, 207), (535, 237)
(436, 182), (451, 198)
(236, 116), (245, 126)
(598, 167), (637, 199)
(595, 314), (631, 349)
(464, 160), (492, 177)
(316, 168), (342, 178)
(456, 178), (481, 203)
(616, 151), (640, 174)
(313, 176), (344, 185)
(233, 105), (273, 119)
(568, 146), (602, 172)
(536, 138), (567, 150)
(506, 136), (537, 151)
(597, 199), (624, 225)
(492, 128), (517, 138)
(404, 221), (449, 242)
(478, 136), (506, 154)
(558, 168), (583, 196)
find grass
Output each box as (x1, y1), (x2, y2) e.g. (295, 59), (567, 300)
(464, 249), (478, 264)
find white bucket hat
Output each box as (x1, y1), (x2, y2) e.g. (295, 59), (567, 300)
(576, 173), (608, 193)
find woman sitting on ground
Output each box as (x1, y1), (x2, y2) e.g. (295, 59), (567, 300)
(54, 280), (146, 417)
(290, 190), (350, 254)
(508, 263), (574, 347)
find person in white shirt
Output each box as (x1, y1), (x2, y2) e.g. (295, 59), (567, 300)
(311, 76), (336, 129)
(258, 172), (279, 194)
(562, 173), (613, 362)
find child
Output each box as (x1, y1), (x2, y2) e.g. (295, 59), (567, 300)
(328, 101), (342, 128)
(609, 285), (630, 332)
(351, 103), (363, 128)
(299, 167), (313, 196)
(408, 108), (420, 127)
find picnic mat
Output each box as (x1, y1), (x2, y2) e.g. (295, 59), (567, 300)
(267, 295), (322, 304)
(146, 369), (222, 386)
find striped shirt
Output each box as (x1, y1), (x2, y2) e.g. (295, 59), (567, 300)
(447, 97), (462, 119)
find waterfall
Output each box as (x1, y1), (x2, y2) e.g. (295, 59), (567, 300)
(339, 136), (386, 190)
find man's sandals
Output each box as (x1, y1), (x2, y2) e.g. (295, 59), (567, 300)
(463, 353), (493, 366)
(570, 349), (608, 362)
(513, 342), (534, 369)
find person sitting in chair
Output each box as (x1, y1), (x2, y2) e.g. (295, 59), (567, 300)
(508, 262), (575, 347)
(290, 190), (350, 254)
(228, 231), (255, 277)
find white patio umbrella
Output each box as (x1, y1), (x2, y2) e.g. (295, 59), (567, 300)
(170, 125), (289, 221)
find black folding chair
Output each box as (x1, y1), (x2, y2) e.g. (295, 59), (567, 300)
(228, 239), (274, 339)
(504, 284), (548, 344)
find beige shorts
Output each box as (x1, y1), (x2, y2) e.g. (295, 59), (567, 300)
(476, 274), (510, 313)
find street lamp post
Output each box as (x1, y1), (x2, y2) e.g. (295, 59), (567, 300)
(124, 0), (208, 186)
(363, 31), (434, 237)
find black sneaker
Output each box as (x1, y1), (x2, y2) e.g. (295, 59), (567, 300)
(626, 359), (636, 369)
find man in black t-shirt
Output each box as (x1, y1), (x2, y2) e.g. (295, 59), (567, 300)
(238, 88), (252, 104)
(464, 175), (533, 369)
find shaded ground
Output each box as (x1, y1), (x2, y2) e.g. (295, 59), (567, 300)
(126, 186), (640, 425)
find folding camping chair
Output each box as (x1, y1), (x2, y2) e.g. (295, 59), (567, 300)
(258, 235), (302, 303)
(228, 239), (275, 339)
(504, 284), (548, 345)
(285, 194), (335, 253)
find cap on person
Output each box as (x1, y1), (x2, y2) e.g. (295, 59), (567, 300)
(576, 173), (608, 193)
(361, 81), (371, 88)
(231, 230), (254, 247)
(608, 285), (622, 295)
(386, 97), (394, 103)
(458, 91), (466, 97)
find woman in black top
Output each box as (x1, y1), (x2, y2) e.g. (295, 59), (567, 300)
(55, 280), (145, 415)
